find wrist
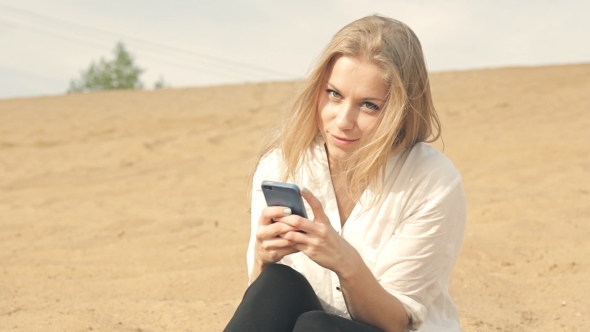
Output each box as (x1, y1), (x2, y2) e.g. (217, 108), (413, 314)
(255, 255), (270, 269)
(335, 248), (364, 281)
(250, 255), (270, 283)
(255, 247), (277, 269)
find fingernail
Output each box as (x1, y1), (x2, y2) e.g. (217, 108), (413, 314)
(302, 187), (308, 194)
(283, 208), (292, 215)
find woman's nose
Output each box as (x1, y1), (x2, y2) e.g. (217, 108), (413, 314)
(335, 103), (356, 130)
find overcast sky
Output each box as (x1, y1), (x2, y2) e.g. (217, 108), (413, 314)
(1, 0), (589, 100)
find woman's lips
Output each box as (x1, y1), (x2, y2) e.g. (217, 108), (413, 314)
(330, 134), (358, 146)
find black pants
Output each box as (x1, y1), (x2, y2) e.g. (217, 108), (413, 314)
(224, 264), (382, 332)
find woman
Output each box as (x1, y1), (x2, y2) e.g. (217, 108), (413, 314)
(225, 15), (466, 332)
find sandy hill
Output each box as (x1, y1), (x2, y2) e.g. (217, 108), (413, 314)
(1, 64), (589, 331)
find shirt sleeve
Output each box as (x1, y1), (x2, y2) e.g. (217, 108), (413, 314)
(246, 152), (281, 283)
(376, 169), (466, 330)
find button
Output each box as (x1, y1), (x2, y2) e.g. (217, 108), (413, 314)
(336, 286), (341, 291)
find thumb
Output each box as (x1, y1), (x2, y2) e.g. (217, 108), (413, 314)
(300, 187), (329, 224)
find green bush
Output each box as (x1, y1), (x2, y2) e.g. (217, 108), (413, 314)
(68, 42), (144, 93)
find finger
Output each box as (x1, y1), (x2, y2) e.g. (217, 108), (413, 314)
(257, 222), (299, 241)
(269, 247), (300, 260)
(259, 237), (297, 250)
(300, 187), (329, 223)
(280, 229), (312, 245)
(257, 243), (299, 263)
(275, 215), (317, 234)
(289, 242), (308, 255)
(259, 206), (295, 225)
(269, 221), (300, 237)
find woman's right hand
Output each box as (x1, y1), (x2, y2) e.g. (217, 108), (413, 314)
(251, 206), (300, 281)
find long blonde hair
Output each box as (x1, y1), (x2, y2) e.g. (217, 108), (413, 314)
(252, 15), (440, 203)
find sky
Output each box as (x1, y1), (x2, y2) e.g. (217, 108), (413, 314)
(0, 0), (589, 100)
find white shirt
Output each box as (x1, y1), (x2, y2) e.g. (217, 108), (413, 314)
(247, 137), (466, 331)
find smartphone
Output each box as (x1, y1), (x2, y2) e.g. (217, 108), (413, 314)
(261, 180), (308, 218)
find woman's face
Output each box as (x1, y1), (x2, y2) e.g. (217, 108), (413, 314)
(317, 55), (389, 163)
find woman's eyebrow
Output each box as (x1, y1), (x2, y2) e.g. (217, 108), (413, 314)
(363, 96), (386, 102)
(326, 82), (386, 102)
(326, 82), (340, 91)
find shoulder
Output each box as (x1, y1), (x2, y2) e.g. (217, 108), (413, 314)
(403, 143), (461, 186)
(379, 144), (466, 235)
(253, 149), (283, 186)
(254, 137), (325, 185)
(383, 143), (463, 204)
(257, 148), (283, 169)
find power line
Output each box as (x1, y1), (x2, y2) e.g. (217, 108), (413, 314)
(0, 13), (274, 81)
(0, 15), (264, 81)
(0, 3), (297, 80)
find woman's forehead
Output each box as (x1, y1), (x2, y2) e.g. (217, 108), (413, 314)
(324, 56), (388, 98)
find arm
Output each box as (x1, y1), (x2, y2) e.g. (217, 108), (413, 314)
(278, 188), (409, 332)
(249, 206), (298, 283)
(248, 206), (299, 282)
(338, 249), (410, 332)
(247, 155), (301, 283)
(279, 181), (466, 331)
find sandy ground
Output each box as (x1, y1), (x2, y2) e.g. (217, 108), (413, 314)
(1, 64), (589, 331)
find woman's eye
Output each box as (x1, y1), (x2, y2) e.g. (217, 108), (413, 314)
(362, 102), (380, 111)
(327, 89), (342, 99)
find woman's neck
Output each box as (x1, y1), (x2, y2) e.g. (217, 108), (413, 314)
(328, 157), (345, 177)
(324, 144), (345, 176)
(326, 154), (358, 225)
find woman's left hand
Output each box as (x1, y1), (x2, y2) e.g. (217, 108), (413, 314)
(274, 187), (359, 275)
(276, 188), (410, 332)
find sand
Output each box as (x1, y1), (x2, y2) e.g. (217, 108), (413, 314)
(1, 64), (589, 331)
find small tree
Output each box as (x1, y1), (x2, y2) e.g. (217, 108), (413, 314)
(68, 42), (144, 93)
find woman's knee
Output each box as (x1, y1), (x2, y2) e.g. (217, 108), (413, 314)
(293, 311), (333, 331)
(245, 264), (322, 311)
(255, 263), (309, 289)
(293, 311), (383, 332)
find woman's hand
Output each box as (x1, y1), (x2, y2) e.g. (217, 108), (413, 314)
(253, 206), (300, 270)
(276, 188), (359, 276)
(278, 188), (410, 331)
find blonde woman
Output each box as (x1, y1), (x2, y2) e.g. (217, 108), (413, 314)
(225, 15), (466, 332)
